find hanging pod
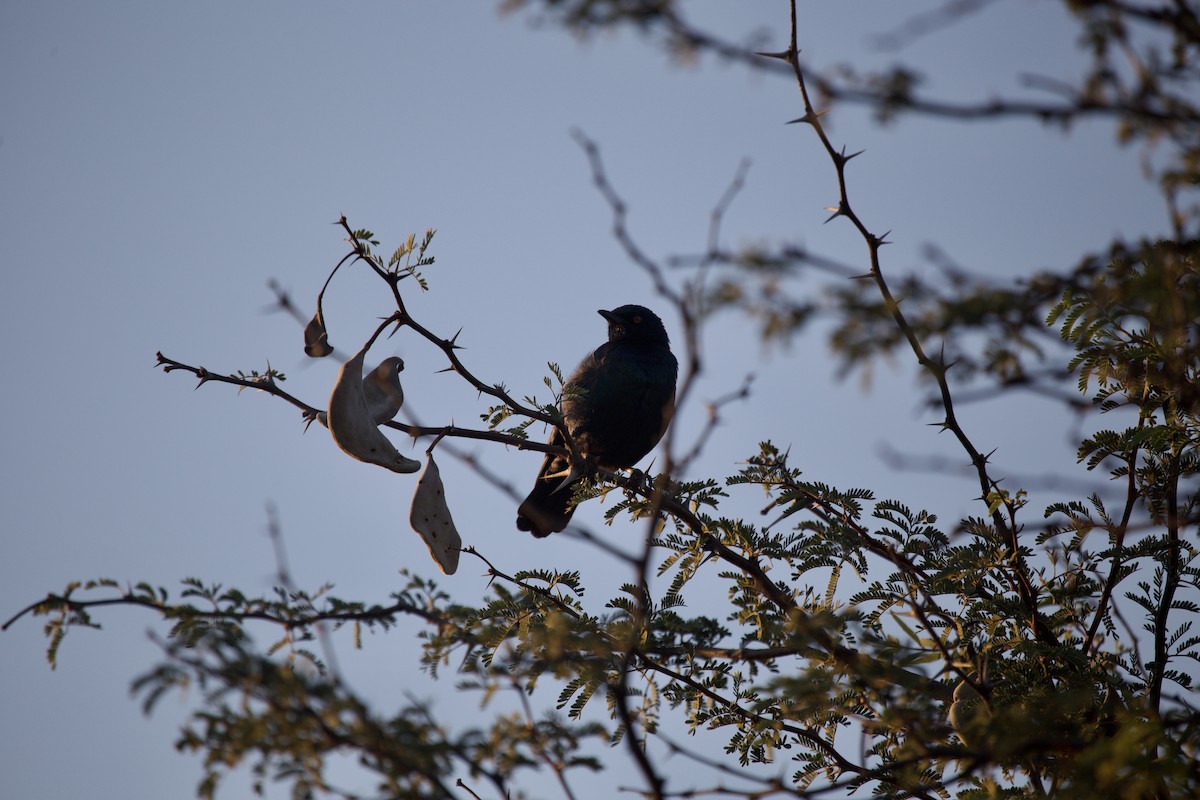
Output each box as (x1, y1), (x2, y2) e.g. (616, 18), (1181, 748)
(410, 454), (462, 574)
(326, 341), (420, 474)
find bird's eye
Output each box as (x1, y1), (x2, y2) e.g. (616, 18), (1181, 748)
(633, 315), (642, 324)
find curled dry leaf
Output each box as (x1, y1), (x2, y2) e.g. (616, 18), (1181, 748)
(410, 455), (462, 574)
(327, 343), (420, 474)
(304, 311), (334, 358)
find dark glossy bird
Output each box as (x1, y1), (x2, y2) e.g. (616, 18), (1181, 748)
(517, 304), (678, 537)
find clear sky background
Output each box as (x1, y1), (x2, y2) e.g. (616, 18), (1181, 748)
(0, 2), (1172, 799)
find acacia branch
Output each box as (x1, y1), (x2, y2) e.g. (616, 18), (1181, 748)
(2, 585), (457, 636)
(468, 548), (858, 781)
(640, 480), (954, 702)
(1082, 442), (1142, 657)
(1150, 451), (1185, 715)
(779, 0), (1057, 647)
(154, 353), (557, 455)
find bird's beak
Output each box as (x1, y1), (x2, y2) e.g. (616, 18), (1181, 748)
(598, 309), (620, 323)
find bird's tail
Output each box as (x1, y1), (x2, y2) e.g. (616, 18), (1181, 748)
(516, 453), (577, 537)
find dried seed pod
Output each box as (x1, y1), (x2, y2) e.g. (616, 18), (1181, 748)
(948, 675), (992, 750)
(314, 356), (405, 429)
(327, 343), (420, 474)
(410, 455), (461, 574)
(362, 356), (405, 424)
(303, 310), (333, 358)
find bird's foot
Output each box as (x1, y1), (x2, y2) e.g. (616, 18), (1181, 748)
(626, 468), (651, 490)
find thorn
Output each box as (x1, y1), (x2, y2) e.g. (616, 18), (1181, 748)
(755, 49), (796, 63)
(548, 462), (590, 495)
(871, 229), (893, 247)
(543, 466), (571, 482)
(823, 202), (848, 223)
(786, 109), (827, 126)
(434, 366), (456, 374)
(833, 147), (865, 167)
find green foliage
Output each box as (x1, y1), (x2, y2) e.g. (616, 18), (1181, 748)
(9, 2), (1200, 799)
(348, 225), (437, 290)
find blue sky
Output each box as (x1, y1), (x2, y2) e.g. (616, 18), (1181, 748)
(0, 2), (1171, 798)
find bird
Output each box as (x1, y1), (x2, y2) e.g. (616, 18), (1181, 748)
(516, 304), (678, 537)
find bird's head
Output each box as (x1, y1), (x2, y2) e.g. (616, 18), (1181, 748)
(598, 305), (670, 346)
